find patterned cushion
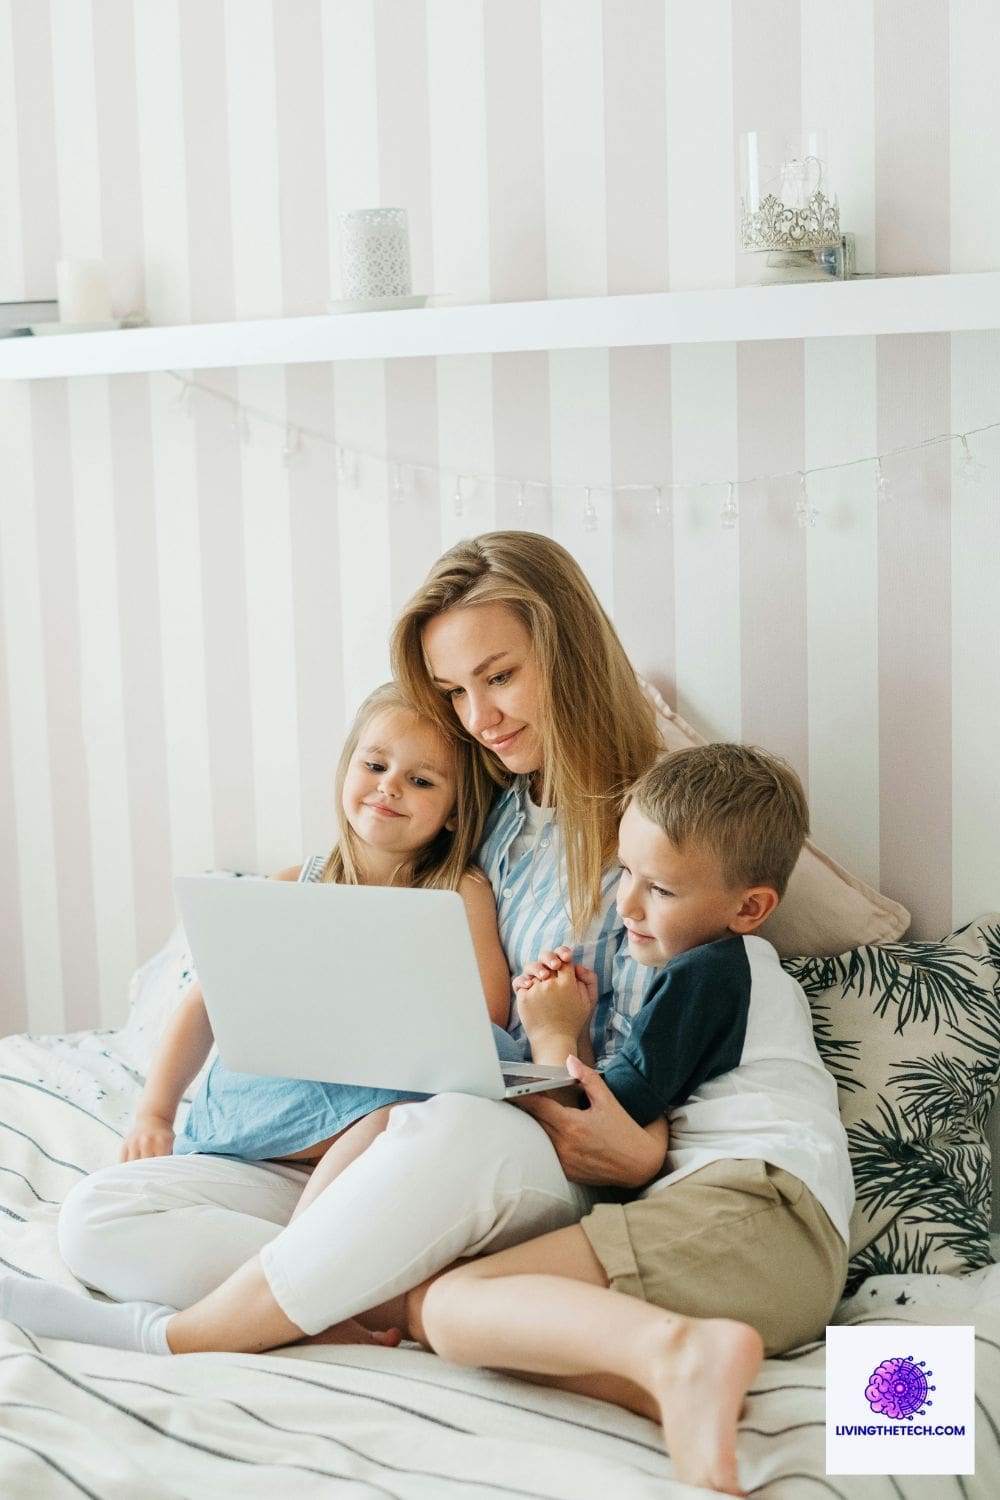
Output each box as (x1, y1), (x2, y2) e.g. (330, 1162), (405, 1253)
(783, 915), (1000, 1293)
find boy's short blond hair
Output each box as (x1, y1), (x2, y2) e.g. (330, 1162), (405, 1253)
(629, 743), (809, 898)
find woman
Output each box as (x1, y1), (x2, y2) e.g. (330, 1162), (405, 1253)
(48, 532), (667, 1356)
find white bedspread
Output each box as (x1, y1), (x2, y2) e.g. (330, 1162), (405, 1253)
(0, 1028), (997, 1499)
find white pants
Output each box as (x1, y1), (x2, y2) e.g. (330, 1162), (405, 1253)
(58, 1093), (591, 1334)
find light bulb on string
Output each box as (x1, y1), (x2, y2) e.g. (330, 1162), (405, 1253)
(515, 480), (527, 516)
(582, 487), (598, 532)
(336, 446), (358, 490)
(720, 481), (738, 530)
(453, 476), (465, 516)
(281, 425), (302, 468)
(651, 485), (670, 526)
(170, 378), (195, 418)
(391, 462), (406, 504)
(795, 471), (818, 528)
(959, 434), (986, 485)
(875, 457), (892, 503)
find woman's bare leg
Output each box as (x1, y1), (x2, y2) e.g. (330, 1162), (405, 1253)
(289, 1107), (394, 1223)
(413, 1224), (762, 1499)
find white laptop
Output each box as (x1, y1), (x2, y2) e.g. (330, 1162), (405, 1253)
(173, 875), (575, 1101)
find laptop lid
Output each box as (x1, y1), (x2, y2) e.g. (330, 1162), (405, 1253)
(174, 875), (522, 1101)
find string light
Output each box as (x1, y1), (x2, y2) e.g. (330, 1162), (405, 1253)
(795, 471), (818, 528)
(959, 434), (986, 485)
(875, 457), (892, 504)
(721, 482), (738, 530)
(582, 487), (598, 532)
(162, 373), (996, 527)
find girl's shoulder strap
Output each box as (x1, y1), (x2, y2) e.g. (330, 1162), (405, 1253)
(298, 853), (330, 884)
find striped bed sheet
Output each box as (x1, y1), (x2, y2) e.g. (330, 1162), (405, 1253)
(0, 1028), (997, 1499)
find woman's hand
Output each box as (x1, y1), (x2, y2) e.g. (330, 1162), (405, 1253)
(119, 1114), (176, 1163)
(515, 1056), (669, 1188)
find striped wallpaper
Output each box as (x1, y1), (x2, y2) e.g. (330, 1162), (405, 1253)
(0, 0), (998, 1034)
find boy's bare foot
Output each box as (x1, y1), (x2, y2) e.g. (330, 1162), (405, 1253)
(300, 1318), (402, 1349)
(644, 1315), (763, 1497)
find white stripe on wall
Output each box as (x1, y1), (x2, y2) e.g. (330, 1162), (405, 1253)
(804, 337), (880, 889)
(335, 361), (392, 718)
(426, 0), (491, 304)
(549, 349), (614, 613)
(950, 333), (1000, 925)
(437, 354), (496, 549)
(541, 0), (607, 299)
(950, 0), (1000, 273)
(224, 0), (282, 320)
(0, 384), (63, 1033)
(322, 0), (379, 299)
(669, 344), (741, 740)
(0, 0), (24, 300)
(239, 367), (302, 874)
(69, 377), (137, 1026)
(49, 0), (102, 260)
(664, 0), (734, 290)
(801, 0), (876, 275)
(149, 373), (215, 883)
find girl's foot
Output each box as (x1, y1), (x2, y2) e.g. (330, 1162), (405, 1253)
(300, 1318), (402, 1349)
(645, 1316), (763, 1497)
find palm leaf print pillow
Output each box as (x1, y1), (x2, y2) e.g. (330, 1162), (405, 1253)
(783, 914), (1000, 1294)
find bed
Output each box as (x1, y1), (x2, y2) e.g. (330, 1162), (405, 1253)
(1, 902), (999, 1499)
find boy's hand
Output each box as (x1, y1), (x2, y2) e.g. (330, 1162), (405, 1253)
(120, 1114), (175, 1163)
(516, 963), (592, 1065)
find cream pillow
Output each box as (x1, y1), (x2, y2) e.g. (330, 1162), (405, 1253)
(637, 678), (910, 959)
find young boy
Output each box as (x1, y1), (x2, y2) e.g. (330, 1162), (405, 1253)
(410, 744), (855, 1499)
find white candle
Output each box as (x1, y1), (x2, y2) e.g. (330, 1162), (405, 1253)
(338, 208), (411, 300)
(56, 260), (112, 324)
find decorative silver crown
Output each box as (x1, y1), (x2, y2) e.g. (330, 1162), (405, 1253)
(740, 189), (840, 252)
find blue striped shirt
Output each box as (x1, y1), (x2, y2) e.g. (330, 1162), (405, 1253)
(476, 779), (647, 1064)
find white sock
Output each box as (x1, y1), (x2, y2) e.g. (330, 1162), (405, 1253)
(0, 1274), (175, 1355)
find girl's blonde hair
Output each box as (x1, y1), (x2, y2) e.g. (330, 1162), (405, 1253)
(321, 681), (494, 891)
(390, 532), (660, 934)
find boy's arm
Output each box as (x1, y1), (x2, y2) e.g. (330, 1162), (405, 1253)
(122, 981), (215, 1161)
(459, 869), (511, 1028)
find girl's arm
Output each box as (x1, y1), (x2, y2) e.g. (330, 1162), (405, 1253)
(121, 980), (215, 1161)
(122, 864), (305, 1161)
(458, 868), (511, 1028)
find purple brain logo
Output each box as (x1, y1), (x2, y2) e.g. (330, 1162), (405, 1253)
(865, 1355), (936, 1420)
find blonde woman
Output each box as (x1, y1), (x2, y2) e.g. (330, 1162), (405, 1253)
(11, 533), (668, 1361)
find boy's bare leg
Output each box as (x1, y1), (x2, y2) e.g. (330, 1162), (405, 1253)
(411, 1225), (762, 1499)
(289, 1107), (394, 1223)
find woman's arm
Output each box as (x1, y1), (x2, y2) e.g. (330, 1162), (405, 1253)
(516, 1057), (669, 1189)
(459, 868), (511, 1028)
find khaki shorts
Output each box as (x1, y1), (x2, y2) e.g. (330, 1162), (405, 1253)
(580, 1158), (847, 1357)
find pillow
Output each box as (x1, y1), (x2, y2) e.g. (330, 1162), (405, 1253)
(783, 914), (1000, 1294)
(636, 677), (910, 957)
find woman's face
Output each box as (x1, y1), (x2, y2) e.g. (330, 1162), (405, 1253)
(422, 601), (544, 775)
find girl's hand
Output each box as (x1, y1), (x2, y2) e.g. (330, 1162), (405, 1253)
(516, 964), (592, 1066)
(120, 1114), (176, 1163)
(515, 1056), (669, 1188)
(512, 945), (574, 993)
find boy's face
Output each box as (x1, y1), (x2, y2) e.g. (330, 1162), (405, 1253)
(616, 802), (755, 967)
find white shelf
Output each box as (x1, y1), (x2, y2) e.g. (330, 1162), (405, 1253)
(2, 272), (999, 380)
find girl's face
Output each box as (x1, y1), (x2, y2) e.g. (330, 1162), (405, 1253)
(341, 708), (458, 877)
(422, 601), (544, 775)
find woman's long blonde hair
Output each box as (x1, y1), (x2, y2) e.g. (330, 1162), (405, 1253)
(390, 532), (660, 934)
(321, 682), (495, 891)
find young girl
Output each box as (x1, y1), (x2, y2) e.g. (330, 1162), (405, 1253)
(119, 682), (511, 1235)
